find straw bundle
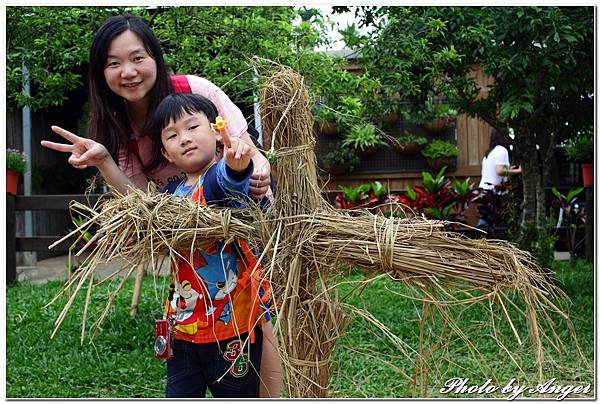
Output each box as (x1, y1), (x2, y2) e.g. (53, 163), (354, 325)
(49, 63), (584, 397)
(258, 63), (346, 396)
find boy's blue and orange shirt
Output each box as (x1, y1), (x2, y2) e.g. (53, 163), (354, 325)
(164, 160), (271, 344)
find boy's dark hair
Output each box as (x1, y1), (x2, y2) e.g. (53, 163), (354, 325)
(145, 93), (219, 173)
(88, 13), (172, 164)
(484, 127), (511, 158)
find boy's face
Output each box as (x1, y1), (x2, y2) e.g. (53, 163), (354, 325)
(160, 111), (218, 177)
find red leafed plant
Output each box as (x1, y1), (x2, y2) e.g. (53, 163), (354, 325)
(335, 181), (388, 211)
(391, 166), (475, 223)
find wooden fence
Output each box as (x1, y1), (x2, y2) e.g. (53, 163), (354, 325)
(6, 194), (104, 284)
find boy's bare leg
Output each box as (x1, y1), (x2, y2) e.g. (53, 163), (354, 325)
(259, 321), (283, 397)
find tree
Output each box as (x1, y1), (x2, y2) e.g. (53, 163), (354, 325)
(339, 6), (594, 251)
(7, 6), (126, 110)
(148, 6), (333, 106)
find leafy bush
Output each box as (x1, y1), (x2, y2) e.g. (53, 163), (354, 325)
(322, 143), (360, 170)
(411, 96), (458, 124)
(391, 166), (474, 223)
(421, 139), (458, 159)
(335, 184), (371, 209)
(337, 96), (363, 117)
(314, 104), (338, 124)
(333, 96), (365, 129)
(7, 7), (335, 109)
(7, 7), (119, 109)
(335, 181), (387, 210)
(342, 123), (386, 152)
(395, 130), (427, 145)
(7, 149), (27, 174)
(564, 128), (593, 163)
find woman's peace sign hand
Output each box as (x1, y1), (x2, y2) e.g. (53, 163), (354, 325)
(41, 126), (110, 170)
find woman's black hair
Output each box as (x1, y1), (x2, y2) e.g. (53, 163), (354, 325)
(484, 127), (511, 158)
(145, 93), (219, 173)
(88, 13), (172, 164)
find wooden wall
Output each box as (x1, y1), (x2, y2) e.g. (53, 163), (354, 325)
(457, 63), (495, 172)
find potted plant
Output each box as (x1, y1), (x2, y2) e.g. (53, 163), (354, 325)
(392, 130), (428, 155)
(321, 143), (360, 175)
(342, 123), (387, 156)
(6, 148), (27, 194)
(564, 128), (594, 186)
(369, 97), (401, 128)
(421, 139), (458, 172)
(392, 166), (468, 226)
(418, 98), (458, 133)
(336, 96), (365, 131)
(314, 104), (339, 136)
(335, 183), (371, 209)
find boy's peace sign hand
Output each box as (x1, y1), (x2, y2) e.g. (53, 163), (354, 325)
(41, 126), (110, 170)
(220, 126), (252, 173)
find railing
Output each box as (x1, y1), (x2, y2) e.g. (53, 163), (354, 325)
(6, 194), (105, 284)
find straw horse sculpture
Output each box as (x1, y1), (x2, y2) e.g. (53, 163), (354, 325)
(51, 65), (582, 397)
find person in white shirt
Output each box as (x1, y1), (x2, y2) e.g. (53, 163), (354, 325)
(479, 128), (522, 190)
(477, 127), (521, 228)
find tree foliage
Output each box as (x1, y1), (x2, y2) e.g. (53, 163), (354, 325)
(149, 6), (334, 105)
(339, 6), (593, 134)
(6, 6), (349, 110)
(7, 6), (125, 109)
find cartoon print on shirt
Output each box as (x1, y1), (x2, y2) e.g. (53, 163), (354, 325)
(171, 279), (203, 324)
(172, 242), (240, 329)
(195, 246), (239, 325)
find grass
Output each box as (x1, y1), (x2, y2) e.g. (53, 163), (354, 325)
(329, 259), (594, 398)
(6, 260), (594, 398)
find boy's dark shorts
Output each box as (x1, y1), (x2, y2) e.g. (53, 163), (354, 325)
(165, 326), (263, 398)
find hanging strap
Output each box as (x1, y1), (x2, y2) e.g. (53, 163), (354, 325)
(170, 74), (192, 93)
(128, 135), (142, 163)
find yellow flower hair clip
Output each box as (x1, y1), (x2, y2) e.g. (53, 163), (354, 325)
(211, 116), (228, 132)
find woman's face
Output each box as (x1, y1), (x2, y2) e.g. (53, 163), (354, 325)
(103, 30), (157, 107)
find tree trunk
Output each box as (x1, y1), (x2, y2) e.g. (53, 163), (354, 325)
(517, 129), (540, 250)
(585, 185), (594, 261)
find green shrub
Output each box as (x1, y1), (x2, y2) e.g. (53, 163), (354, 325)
(394, 130), (427, 145)
(421, 139), (458, 159)
(7, 149), (27, 174)
(342, 123), (387, 152)
(322, 143), (360, 170)
(314, 104), (338, 124)
(564, 128), (593, 163)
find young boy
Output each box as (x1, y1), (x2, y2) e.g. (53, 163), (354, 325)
(150, 93), (276, 398)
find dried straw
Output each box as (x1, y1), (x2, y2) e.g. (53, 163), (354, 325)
(49, 63), (585, 397)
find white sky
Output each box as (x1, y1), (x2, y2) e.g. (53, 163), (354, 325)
(312, 6), (373, 51)
(315, 6), (355, 50)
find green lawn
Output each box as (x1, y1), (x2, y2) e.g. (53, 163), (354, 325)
(6, 260), (594, 398)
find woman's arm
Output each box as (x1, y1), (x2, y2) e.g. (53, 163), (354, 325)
(96, 157), (149, 194)
(41, 126), (147, 195)
(495, 164), (522, 176)
(238, 131), (271, 199)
